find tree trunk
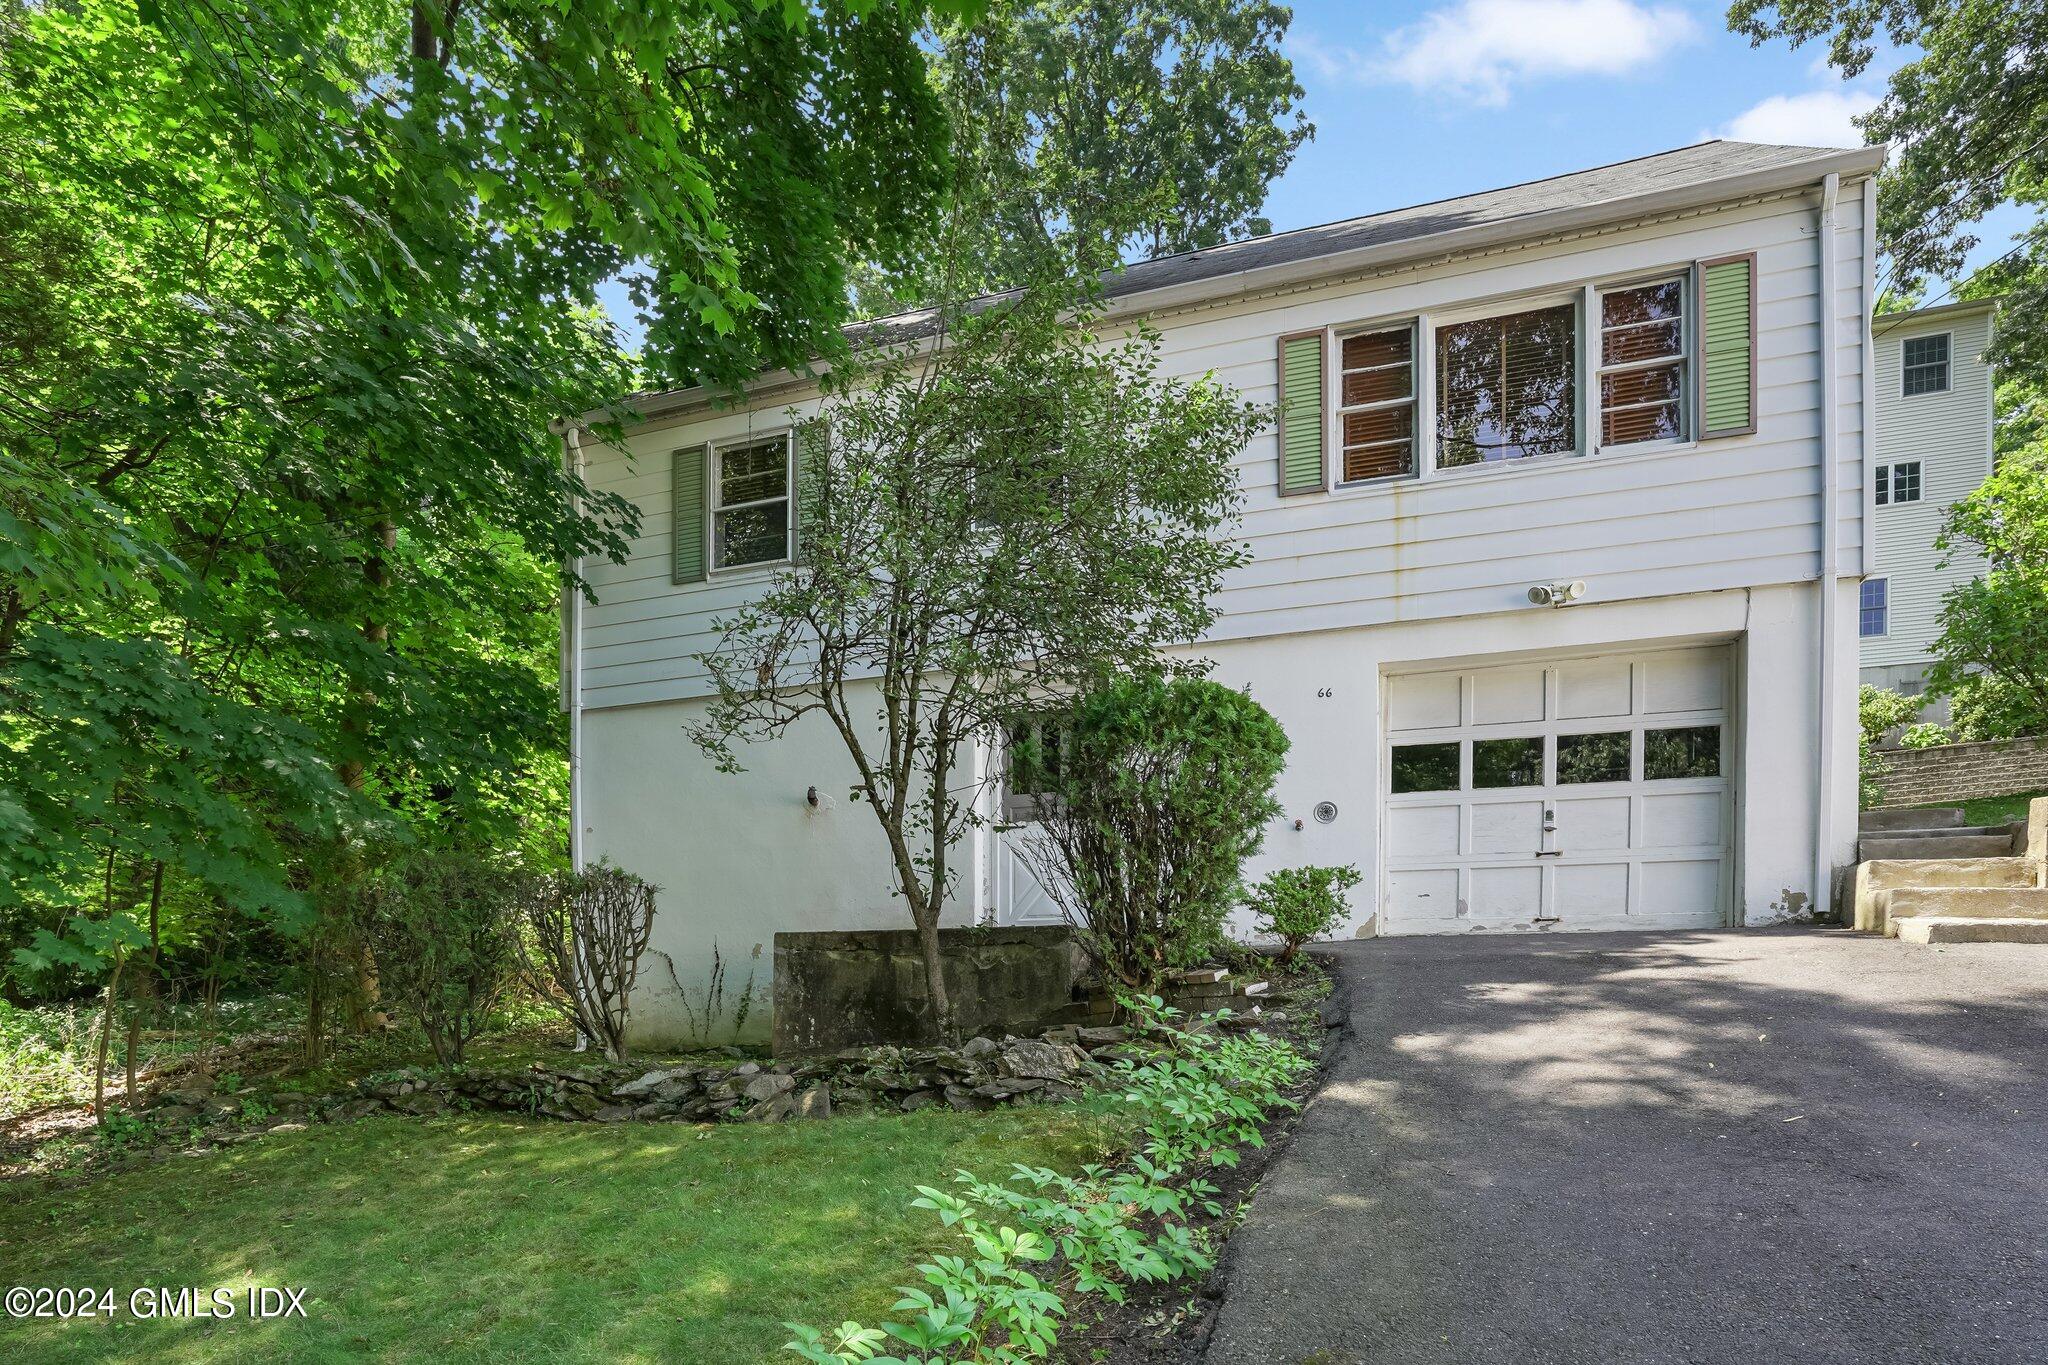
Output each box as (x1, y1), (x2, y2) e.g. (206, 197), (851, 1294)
(93, 952), (125, 1125)
(912, 905), (956, 1043)
(304, 972), (326, 1066)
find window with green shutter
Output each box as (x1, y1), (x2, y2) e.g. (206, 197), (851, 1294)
(1697, 254), (1756, 438)
(1278, 331), (1326, 495)
(672, 443), (708, 584)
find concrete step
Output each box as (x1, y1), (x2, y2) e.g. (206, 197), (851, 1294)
(1896, 916), (2048, 945)
(1872, 824), (2012, 841)
(1858, 833), (2017, 861)
(1851, 858), (2041, 933)
(1880, 887), (2048, 937)
(1861, 807), (1965, 832)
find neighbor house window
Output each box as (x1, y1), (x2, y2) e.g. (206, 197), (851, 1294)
(711, 433), (792, 569)
(1435, 302), (1577, 467)
(1902, 334), (1950, 396)
(1597, 278), (1686, 447)
(1884, 458), (1916, 507)
(1338, 326), (1416, 482)
(1859, 578), (1888, 637)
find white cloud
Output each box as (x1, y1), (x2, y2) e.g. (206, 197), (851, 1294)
(1371, 0), (1700, 106)
(1716, 88), (1880, 148)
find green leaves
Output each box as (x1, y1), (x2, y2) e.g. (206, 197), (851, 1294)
(1245, 864), (1362, 963)
(785, 999), (1310, 1362)
(1025, 676), (1291, 992)
(1926, 445), (2048, 739)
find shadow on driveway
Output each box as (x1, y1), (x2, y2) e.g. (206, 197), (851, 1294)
(1205, 928), (2048, 1364)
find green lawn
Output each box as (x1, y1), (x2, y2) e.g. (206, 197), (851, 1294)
(1917, 790), (2047, 827)
(0, 1108), (1129, 1364)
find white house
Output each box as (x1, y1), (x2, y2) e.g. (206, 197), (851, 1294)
(561, 140), (1881, 1044)
(1858, 298), (1998, 698)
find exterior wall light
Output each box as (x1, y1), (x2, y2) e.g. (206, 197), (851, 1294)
(1527, 580), (1587, 608)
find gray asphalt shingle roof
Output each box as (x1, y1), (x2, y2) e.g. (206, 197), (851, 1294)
(630, 140), (1877, 411)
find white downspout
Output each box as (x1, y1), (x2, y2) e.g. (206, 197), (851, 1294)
(554, 419), (588, 874)
(1815, 173), (1842, 915)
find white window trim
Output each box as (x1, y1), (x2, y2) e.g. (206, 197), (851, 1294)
(1859, 576), (1890, 639)
(1875, 459), (1923, 508)
(1591, 271), (1693, 455)
(706, 429), (795, 575)
(1332, 319), (1420, 488)
(1901, 330), (1952, 397)
(1424, 287), (1586, 481)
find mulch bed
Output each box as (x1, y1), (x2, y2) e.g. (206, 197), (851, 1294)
(1057, 957), (1347, 1363)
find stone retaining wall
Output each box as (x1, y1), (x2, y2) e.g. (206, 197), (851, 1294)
(1875, 735), (2048, 808)
(773, 925), (1091, 1055)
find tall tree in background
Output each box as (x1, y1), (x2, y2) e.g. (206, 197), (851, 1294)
(859, 0), (1312, 310)
(0, 0), (959, 1066)
(1729, 2), (2048, 373)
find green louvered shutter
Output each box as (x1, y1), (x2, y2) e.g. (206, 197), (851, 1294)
(1699, 256), (1756, 437)
(1278, 332), (1326, 495)
(672, 443), (708, 584)
(792, 421), (826, 565)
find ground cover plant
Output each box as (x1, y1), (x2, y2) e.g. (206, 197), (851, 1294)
(0, 1106), (1129, 1364)
(784, 998), (1312, 1363)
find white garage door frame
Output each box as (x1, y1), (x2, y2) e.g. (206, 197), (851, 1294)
(1377, 643), (1742, 936)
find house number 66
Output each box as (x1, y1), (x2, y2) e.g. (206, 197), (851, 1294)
(1317, 687), (1334, 698)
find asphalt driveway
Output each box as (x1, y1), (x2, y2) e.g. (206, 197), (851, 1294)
(1206, 928), (2048, 1364)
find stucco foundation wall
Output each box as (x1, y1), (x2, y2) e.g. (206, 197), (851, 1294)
(590, 581), (1860, 1046)
(583, 681), (978, 1047)
(1874, 736), (2048, 808)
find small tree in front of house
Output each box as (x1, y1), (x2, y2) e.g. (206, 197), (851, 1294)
(691, 284), (1262, 1040)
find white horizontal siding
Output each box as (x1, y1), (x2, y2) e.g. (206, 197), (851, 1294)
(577, 186), (1870, 711)
(1862, 308), (1994, 669)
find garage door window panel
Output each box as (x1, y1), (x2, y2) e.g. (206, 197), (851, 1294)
(1472, 736), (1543, 788)
(1645, 725), (1720, 780)
(1557, 731), (1632, 784)
(1391, 742), (1460, 793)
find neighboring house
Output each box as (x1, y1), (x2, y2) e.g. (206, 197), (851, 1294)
(561, 140), (1880, 1044)
(1858, 298), (1998, 701)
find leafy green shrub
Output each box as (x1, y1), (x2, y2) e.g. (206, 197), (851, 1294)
(1021, 675), (1288, 992)
(1858, 684), (1921, 808)
(784, 996), (1311, 1363)
(1899, 722), (1952, 750)
(1245, 865), (1362, 963)
(357, 851), (519, 1065)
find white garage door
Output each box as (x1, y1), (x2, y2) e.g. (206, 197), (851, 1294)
(1382, 647), (1733, 935)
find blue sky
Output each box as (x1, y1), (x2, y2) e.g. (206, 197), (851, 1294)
(1268, 0), (2024, 284)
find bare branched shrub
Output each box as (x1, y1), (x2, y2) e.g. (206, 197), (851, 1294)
(515, 863), (657, 1061)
